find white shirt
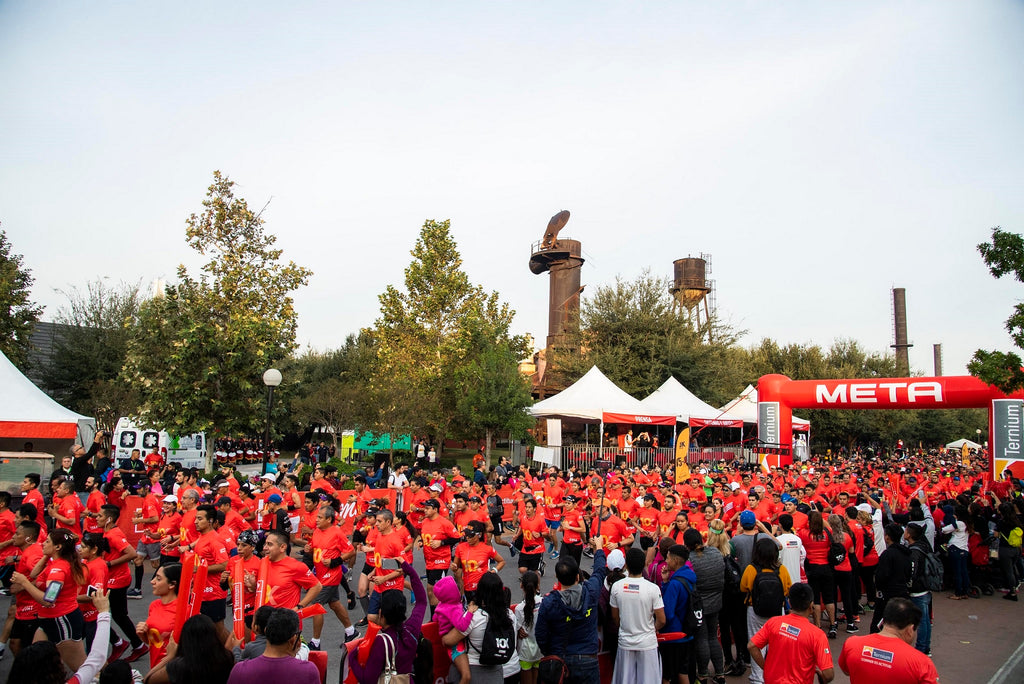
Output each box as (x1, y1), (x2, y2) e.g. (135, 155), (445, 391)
(776, 532), (806, 584)
(609, 575), (664, 651)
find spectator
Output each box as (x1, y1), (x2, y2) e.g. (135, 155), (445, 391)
(659, 544), (697, 684)
(839, 598), (939, 684)
(535, 537), (607, 684)
(904, 522), (934, 655)
(683, 527), (726, 684)
(346, 560), (427, 683)
(610, 547), (665, 684)
(443, 572), (516, 684)
(870, 523), (912, 634)
(226, 608), (320, 684)
(747, 582), (834, 684)
(996, 502), (1022, 601)
(739, 537), (792, 684)
(515, 571), (542, 684)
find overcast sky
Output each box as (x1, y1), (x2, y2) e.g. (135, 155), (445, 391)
(2, 1), (1023, 380)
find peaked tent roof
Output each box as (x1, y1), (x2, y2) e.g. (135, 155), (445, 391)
(0, 349), (94, 439)
(720, 384), (811, 428)
(945, 438), (981, 450)
(531, 366), (653, 422)
(639, 377), (744, 426)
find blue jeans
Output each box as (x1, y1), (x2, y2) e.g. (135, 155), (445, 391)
(949, 546), (970, 596)
(910, 593), (932, 654)
(564, 654), (600, 684)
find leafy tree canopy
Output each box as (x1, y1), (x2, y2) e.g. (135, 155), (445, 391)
(0, 227), (43, 369)
(969, 227), (1024, 392)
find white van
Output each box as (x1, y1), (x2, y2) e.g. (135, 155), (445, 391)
(113, 418), (206, 470)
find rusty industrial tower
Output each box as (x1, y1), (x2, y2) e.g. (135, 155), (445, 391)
(528, 210), (584, 395)
(670, 254), (715, 343)
(891, 287), (913, 376)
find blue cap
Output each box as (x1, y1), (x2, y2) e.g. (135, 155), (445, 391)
(739, 510), (756, 528)
(781, 494), (795, 504)
(267, 494), (283, 504)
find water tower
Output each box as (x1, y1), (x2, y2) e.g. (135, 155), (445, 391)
(670, 254), (715, 342)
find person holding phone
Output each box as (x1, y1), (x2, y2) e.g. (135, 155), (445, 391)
(10, 528), (88, 672)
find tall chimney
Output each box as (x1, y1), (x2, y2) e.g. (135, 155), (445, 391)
(890, 287), (912, 376)
(933, 344), (943, 377)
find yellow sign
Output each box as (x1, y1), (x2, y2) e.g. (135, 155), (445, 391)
(675, 428), (690, 483)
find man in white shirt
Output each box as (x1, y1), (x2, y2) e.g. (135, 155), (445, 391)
(387, 463), (409, 509)
(776, 513), (807, 583)
(610, 547), (666, 684)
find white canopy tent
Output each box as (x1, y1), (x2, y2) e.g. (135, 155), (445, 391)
(719, 384), (811, 430)
(530, 365), (648, 421)
(946, 438), (982, 450)
(639, 376), (744, 427)
(0, 349), (95, 453)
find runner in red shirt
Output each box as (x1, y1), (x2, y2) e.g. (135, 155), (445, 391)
(139, 563), (179, 668)
(77, 533), (109, 650)
(593, 507), (634, 552)
(453, 521), (504, 599)
(516, 499), (548, 576)
(190, 505), (230, 640)
(7, 520), (44, 653)
(307, 505), (358, 648)
(82, 476), (107, 535)
(153, 496), (182, 565)
(559, 496), (587, 566)
(418, 499), (461, 607)
(839, 598), (939, 684)
(748, 582), (833, 684)
(48, 478), (83, 539)
(19, 473), (46, 529)
(364, 510), (410, 625)
(542, 474), (565, 557)
(98, 504), (145, 660)
(0, 493), (19, 567)
(247, 530), (321, 623)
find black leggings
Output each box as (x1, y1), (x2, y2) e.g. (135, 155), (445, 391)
(834, 569), (858, 621)
(719, 590), (747, 664)
(107, 587), (143, 648)
(859, 562), (878, 604)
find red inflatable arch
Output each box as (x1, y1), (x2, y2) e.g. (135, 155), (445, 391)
(757, 374), (1024, 479)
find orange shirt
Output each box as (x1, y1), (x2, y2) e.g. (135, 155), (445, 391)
(35, 558), (80, 618)
(420, 516), (460, 569)
(519, 513), (547, 554)
(264, 556), (318, 609)
(370, 529), (407, 593)
(79, 558), (108, 622)
(144, 599), (177, 668)
(839, 633), (939, 684)
(454, 541), (499, 592)
(193, 530), (229, 601)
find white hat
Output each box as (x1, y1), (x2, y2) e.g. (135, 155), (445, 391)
(606, 548), (626, 571)
(855, 503), (872, 514)
(216, 480), (230, 488)
(429, 483), (444, 492)
(163, 495), (178, 503)
(729, 482), (740, 491)
(261, 473), (276, 481)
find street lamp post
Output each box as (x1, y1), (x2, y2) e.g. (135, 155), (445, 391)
(976, 428), (982, 446)
(262, 368), (282, 475)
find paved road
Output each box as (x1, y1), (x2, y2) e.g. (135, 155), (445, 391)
(1, 542), (1021, 684)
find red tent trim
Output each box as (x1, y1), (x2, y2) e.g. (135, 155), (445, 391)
(689, 417), (744, 428)
(601, 412), (676, 426)
(0, 421), (78, 439)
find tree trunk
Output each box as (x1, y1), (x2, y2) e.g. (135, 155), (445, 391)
(204, 434), (215, 473)
(485, 429), (493, 468)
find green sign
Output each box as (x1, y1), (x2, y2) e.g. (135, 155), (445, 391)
(353, 431), (412, 453)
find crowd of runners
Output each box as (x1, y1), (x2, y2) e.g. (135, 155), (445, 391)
(0, 437), (1021, 684)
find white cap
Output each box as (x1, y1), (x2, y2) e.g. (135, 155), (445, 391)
(855, 503), (872, 514)
(261, 473), (276, 481)
(163, 495), (178, 503)
(606, 548), (626, 571)
(729, 482), (740, 491)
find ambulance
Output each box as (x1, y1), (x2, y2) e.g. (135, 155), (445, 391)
(112, 418), (206, 470)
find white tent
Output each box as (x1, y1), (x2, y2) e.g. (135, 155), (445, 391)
(0, 349), (95, 451)
(946, 438), (981, 450)
(530, 365), (648, 421)
(639, 376), (744, 426)
(720, 384), (811, 430)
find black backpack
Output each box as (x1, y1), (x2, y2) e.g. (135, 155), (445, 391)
(412, 633), (434, 684)
(826, 530), (846, 568)
(671, 576), (704, 636)
(471, 611), (516, 666)
(750, 567), (786, 618)
(723, 554), (742, 593)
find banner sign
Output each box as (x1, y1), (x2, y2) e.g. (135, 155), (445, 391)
(601, 412), (676, 426)
(992, 399), (1024, 480)
(758, 401), (780, 446)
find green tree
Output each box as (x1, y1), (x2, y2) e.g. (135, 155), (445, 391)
(42, 279), (143, 427)
(454, 315), (534, 466)
(372, 219), (518, 451)
(969, 226), (1024, 392)
(123, 171), (311, 467)
(555, 270), (748, 403)
(0, 227), (43, 369)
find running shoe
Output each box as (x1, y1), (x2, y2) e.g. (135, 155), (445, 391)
(550, 551), (559, 559)
(344, 630), (360, 643)
(107, 641), (130, 664)
(827, 626), (838, 639)
(126, 588), (143, 600)
(845, 624), (859, 634)
(308, 641), (321, 651)
(125, 644), (149, 663)
(538, 559), (547, 577)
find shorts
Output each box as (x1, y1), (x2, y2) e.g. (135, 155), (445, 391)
(518, 552), (542, 572)
(10, 618), (39, 643)
(315, 584), (342, 606)
(639, 535), (654, 550)
(659, 640), (691, 679)
(200, 598), (227, 623)
(805, 562), (836, 605)
(136, 542), (161, 561)
(489, 516), (505, 534)
(449, 641), (468, 660)
(426, 569), (448, 585)
(361, 562), (375, 576)
(368, 590), (382, 616)
(545, 519), (561, 530)
(520, 659), (540, 670)
(38, 609), (85, 643)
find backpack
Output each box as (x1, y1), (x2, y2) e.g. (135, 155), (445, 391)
(671, 576), (704, 636)
(750, 567), (786, 618)
(1005, 527), (1023, 548)
(470, 611), (516, 666)
(723, 554), (742, 593)
(412, 634), (433, 684)
(826, 530), (846, 568)
(916, 547), (945, 592)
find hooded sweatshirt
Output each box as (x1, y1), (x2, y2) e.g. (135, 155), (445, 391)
(433, 575), (474, 637)
(535, 550), (607, 657)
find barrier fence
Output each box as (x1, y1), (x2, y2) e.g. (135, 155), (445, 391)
(526, 444), (753, 475)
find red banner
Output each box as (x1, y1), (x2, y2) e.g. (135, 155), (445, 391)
(689, 417), (743, 428)
(337, 489), (395, 536)
(602, 412), (676, 426)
